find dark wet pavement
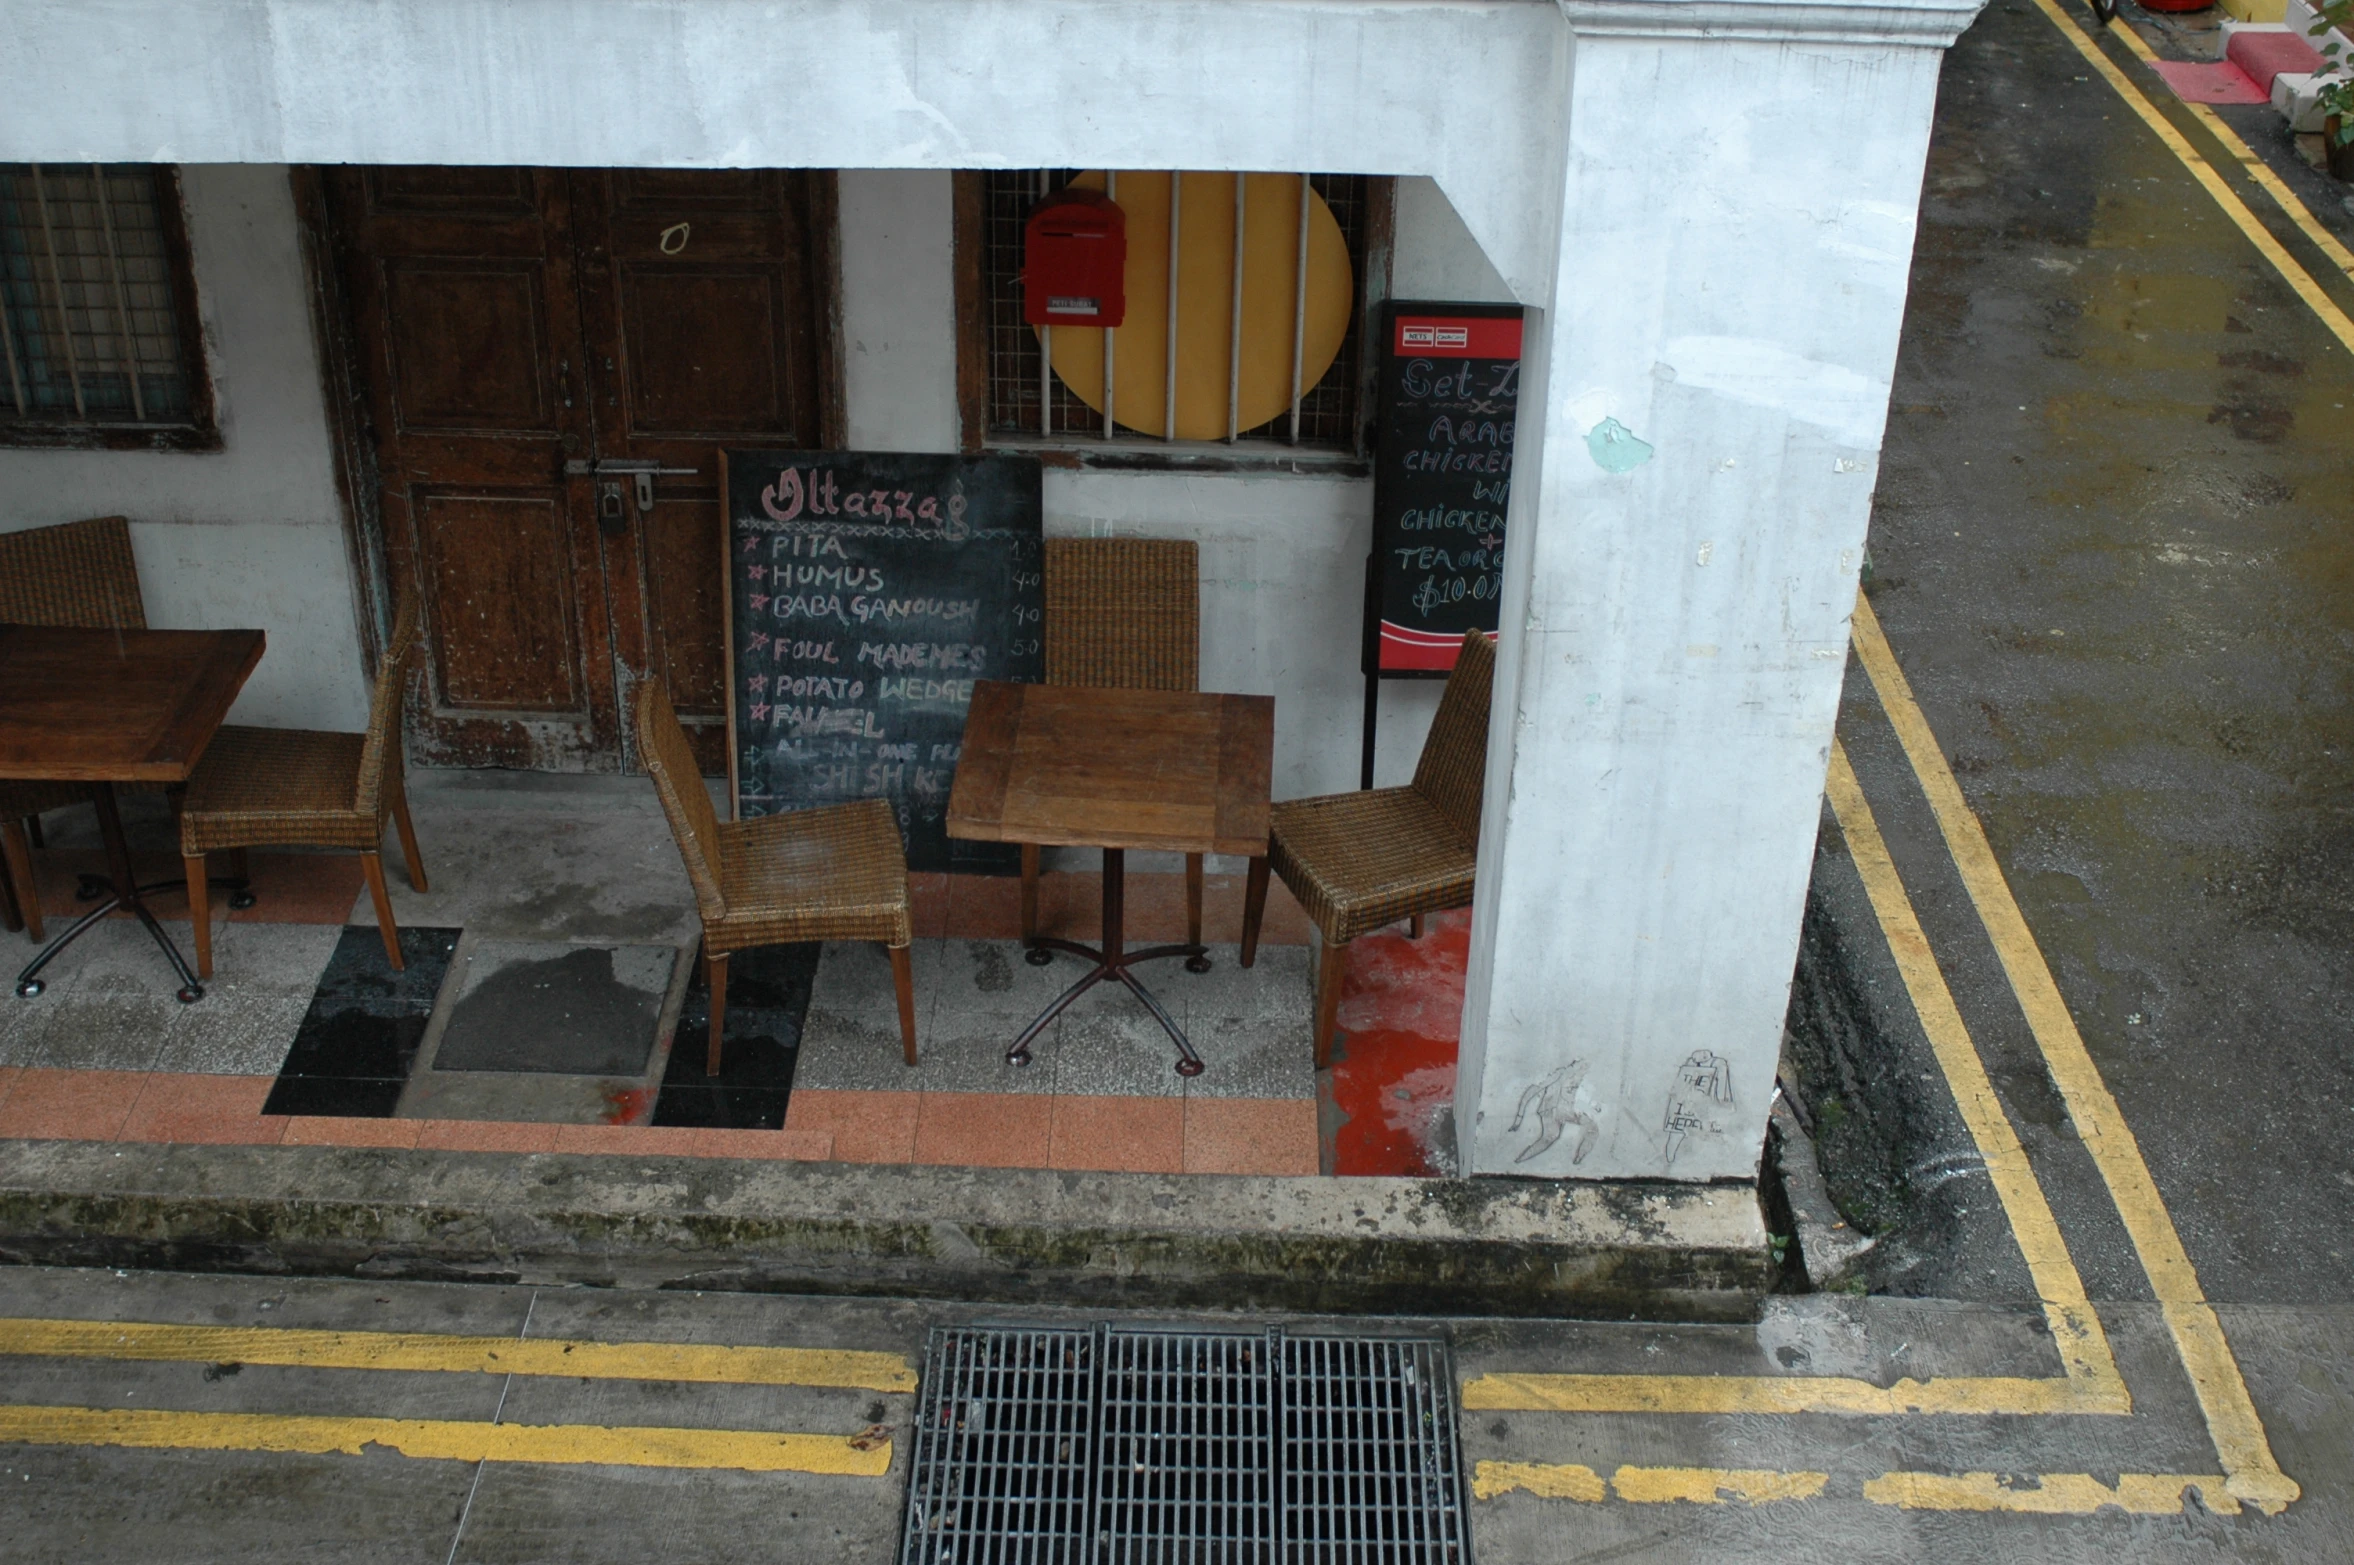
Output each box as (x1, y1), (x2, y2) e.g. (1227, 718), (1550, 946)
(1826, 0), (2354, 1314)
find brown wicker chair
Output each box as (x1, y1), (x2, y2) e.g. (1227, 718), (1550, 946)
(1240, 629), (1495, 1068)
(636, 679), (917, 1074)
(0, 516), (148, 942)
(177, 597), (428, 978)
(1023, 538), (1205, 961)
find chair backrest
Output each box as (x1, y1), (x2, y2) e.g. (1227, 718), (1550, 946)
(1043, 537), (1198, 691)
(0, 516), (147, 629)
(1409, 630), (1497, 847)
(634, 677), (728, 921)
(354, 596), (422, 817)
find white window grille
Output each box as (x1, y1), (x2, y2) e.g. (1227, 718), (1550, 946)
(983, 170), (1371, 452)
(0, 164), (203, 432)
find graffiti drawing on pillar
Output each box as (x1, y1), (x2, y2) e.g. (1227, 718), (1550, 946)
(1508, 1060), (1599, 1166)
(1663, 1050), (1735, 1167)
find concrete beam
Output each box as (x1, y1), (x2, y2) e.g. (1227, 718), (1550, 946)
(0, 1140), (1774, 1321)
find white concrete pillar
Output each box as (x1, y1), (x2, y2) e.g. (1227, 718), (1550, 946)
(1454, 0), (1978, 1180)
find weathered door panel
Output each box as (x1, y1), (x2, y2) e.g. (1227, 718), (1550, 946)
(571, 169), (830, 771)
(330, 166), (834, 773)
(328, 166), (617, 770)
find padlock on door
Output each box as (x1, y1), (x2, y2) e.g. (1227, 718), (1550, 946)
(596, 479), (628, 537)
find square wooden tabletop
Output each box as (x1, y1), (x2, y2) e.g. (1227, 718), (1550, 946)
(946, 681), (1275, 858)
(0, 625), (266, 783)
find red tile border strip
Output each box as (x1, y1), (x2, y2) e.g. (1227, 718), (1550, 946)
(0, 1069), (1325, 1176)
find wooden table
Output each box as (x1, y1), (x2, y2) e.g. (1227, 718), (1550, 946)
(0, 625), (266, 1002)
(946, 680), (1274, 1076)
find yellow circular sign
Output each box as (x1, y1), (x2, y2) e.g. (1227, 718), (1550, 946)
(1041, 171), (1354, 441)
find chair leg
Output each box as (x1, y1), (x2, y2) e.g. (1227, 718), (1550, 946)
(185, 853), (212, 980)
(1239, 855), (1269, 969)
(890, 943), (918, 1066)
(1185, 852), (1204, 950)
(1, 820), (38, 941)
(705, 950), (729, 1077)
(1313, 934), (1349, 1071)
(1409, 913), (1424, 940)
(359, 851), (404, 972)
(1020, 842), (1041, 945)
(390, 791), (428, 894)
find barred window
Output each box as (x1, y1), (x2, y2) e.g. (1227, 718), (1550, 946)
(0, 164), (213, 448)
(976, 170), (1376, 455)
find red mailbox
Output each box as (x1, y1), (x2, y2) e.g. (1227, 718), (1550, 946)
(1022, 189), (1126, 328)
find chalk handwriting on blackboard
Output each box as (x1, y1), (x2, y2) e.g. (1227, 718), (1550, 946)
(725, 451), (1044, 872)
(1368, 305), (1525, 673)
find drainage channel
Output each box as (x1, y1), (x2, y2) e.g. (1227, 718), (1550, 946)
(899, 1324), (1471, 1564)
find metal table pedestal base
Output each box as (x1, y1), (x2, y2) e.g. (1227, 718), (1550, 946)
(1008, 847), (1209, 1078)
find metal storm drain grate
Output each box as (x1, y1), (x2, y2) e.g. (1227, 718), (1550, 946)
(899, 1325), (1469, 1564)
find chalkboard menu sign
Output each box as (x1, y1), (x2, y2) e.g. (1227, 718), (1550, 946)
(722, 450), (1045, 873)
(1366, 302), (1524, 674)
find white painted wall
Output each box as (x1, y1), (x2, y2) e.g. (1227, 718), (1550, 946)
(0, 0), (1574, 307)
(1455, 18), (1957, 1179)
(1391, 177), (1516, 306)
(838, 170), (961, 453)
(0, 164), (369, 731)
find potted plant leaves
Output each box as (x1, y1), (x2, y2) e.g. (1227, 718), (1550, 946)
(2308, 0), (2354, 179)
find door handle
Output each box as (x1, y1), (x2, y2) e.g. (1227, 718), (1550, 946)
(592, 460), (699, 517)
(562, 459), (698, 528)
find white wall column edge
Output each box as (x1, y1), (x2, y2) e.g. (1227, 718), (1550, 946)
(1453, 0), (1979, 1178)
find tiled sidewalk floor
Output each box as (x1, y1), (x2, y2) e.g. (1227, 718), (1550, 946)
(0, 1066), (1317, 1175)
(0, 773), (1327, 1177)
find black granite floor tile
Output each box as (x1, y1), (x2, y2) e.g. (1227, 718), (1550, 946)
(651, 942), (813, 1126)
(648, 1084), (794, 1131)
(277, 1010), (432, 1081)
(314, 926), (460, 1008)
(267, 925), (460, 1116)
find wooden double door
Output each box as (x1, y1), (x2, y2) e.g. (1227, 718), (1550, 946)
(326, 167), (837, 772)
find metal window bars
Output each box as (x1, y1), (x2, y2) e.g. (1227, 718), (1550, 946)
(0, 164), (194, 424)
(985, 170), (1366, 453)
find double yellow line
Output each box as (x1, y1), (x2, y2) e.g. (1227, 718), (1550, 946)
(0, 1319), (912, 1477)
(2028, 0), (2354, 351)
(1473, 598), (2296, 1514)
(1845, 597), (2297, 1512)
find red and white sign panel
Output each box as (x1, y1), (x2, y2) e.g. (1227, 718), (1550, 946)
(1393, 315), (1522, 361)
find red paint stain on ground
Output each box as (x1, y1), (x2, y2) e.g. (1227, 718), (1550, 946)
(1322, 910), (1470, 1177)
(601, 1086), (655, 1125)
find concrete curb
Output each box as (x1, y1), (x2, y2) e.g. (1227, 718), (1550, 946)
(0, 1140), (1774, 1321)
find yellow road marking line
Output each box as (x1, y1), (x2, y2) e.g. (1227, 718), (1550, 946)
(1466, 741), (2126, 1421)
(0, 1403), (890, 1475)
(0, 1318), (916, 1394)
(1823, 742), (2126, 1406)
(2028, 0), (2354, 357)
(1477, 1463), (2239, 1515)
(2101, 15), (2354, 286)
(1461, 1371), (2107, 1417)
(1851, 592), (2298, 1513)
(1472, 1463), (1826, 1505)
(1865, 1470), (2240, 1516)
